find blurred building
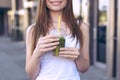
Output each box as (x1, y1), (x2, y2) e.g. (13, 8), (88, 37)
(0, 0), (11, 36)
(89, 0), (120, 80)
(0, 0), (37, 40)
(7, 0), (37, 40)
(0, 0), (120, 80)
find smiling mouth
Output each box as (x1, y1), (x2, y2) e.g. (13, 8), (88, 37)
(50, 1), (62, 6)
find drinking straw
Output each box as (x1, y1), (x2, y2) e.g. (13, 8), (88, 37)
(58, 16), (61, 33)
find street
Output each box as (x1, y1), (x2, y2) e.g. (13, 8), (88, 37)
(0, 36), (28, 80)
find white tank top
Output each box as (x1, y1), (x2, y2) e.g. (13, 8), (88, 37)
(36, 34), (81, 80)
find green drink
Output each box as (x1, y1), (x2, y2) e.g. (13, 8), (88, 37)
(53, 35), (65, 56)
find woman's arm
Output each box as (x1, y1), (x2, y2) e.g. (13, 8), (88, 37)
(25, 25), (41, 80)
(59, 22), (90, 73)
(25, 25), (60, 80)
(75, 22), (90, 73)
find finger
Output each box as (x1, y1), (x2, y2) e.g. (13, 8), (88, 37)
(59, 51), (79, 55)
(43, 38), (59, 43)
(38, 37), (59, 45)
(59, 54), (77, 60)
(60, 48), (78, 51)
(38, 35), (57, 43)
(42, 42), (59, 48)
(43, 46), (57, 52)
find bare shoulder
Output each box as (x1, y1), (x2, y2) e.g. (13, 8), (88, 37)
(26, 24), (35, 36)
(80, 22), (89, 31)
(26, 24), (35, 40)
(79, 22), (89, 38)
(26, 24), (35, 34)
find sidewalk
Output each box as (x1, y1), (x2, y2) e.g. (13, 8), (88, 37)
(0, 36), (28, 80)
(0, 36), (115, 80)
(80, 66), (115, 80)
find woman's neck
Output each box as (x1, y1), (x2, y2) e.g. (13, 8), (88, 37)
(49, 11), (63, 22)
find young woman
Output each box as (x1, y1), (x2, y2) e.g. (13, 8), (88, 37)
(25, 0), (90, 80)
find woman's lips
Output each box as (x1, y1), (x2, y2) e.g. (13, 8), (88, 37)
(50, 1), (62, 6)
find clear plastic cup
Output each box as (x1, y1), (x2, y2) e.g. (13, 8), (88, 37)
(50, 29), (66, 56)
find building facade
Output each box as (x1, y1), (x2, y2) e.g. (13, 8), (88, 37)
(89, 0), (120, 80)
(8, 0), (37, 40)
(0, 0), (11, 36)
(116, 1), (120, 80)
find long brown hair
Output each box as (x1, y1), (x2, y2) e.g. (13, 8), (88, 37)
(30, 0), (83, 54)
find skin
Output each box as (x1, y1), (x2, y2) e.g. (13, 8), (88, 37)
(25, 0), (90, 80)
(59, 22), (90, 72)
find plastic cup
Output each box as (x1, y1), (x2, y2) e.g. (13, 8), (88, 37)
(53, 33), (65, 56)
(50, 29), (66, 56)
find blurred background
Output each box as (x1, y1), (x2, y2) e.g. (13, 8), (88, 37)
(0, 0), (120, 80)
